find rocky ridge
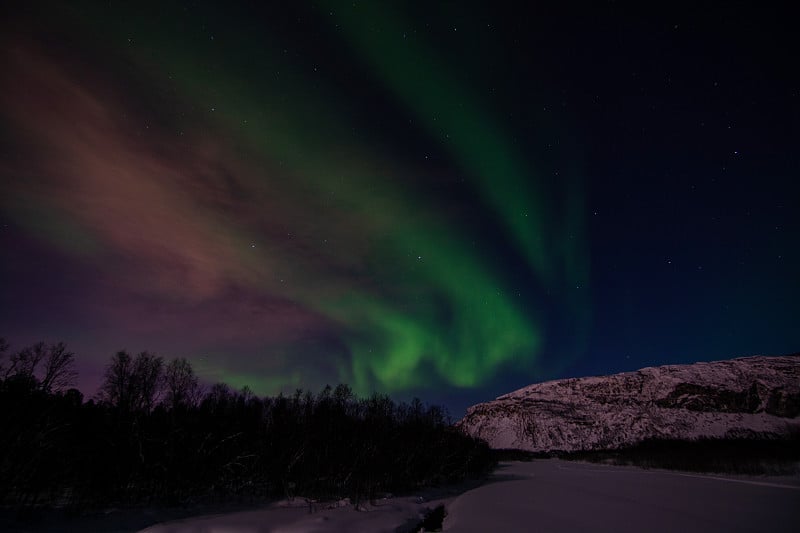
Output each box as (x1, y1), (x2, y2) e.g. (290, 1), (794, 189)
(457, 355), (800, 452)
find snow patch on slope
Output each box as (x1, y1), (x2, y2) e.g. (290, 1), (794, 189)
(458, 355), (800, 452)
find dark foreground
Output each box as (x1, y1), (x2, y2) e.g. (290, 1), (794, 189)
(445, 460), (800, 532)
(4, 459), (798, 532)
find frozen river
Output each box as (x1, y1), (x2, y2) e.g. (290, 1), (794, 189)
(445, 460), (800, 532)
(139, 460), (799, 532)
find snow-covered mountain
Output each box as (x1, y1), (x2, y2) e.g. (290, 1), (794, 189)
(458, 355), (800, 452)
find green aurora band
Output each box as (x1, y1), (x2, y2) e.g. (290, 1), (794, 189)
(5, 2), (589, 395)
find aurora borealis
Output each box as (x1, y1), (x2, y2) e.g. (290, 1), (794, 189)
(1, 2), (798, 414)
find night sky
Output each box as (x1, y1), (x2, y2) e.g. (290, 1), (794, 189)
(1, 2), (797, 416)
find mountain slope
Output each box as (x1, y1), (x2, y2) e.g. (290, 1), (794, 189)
(458, 355), (800, 452)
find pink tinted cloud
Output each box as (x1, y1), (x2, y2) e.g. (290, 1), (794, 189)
(2, 42), (345, 367)
(89, 286), (331, 346)
(3, 44), (273, 303)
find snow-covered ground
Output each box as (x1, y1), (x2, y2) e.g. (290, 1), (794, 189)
(137, 494), (446, 533)
(445, 460), (800, 532)
(137, 460), (799, 533)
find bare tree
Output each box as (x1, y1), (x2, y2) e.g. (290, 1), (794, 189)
(132, 351), (163, 413)
(39, 342), (77, 393)
(163, 357), (200, 410)
(98, 350), (134, 411)
(1, 340), (76, 392)
(98, 350), (164, 413)
(4, 341), (47, 382)
(203, 382), (233, 414)
(0, 337), (9, 378)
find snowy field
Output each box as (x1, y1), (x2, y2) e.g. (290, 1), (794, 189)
(445, 460), (799, 532)
(139, 460), (800, 533)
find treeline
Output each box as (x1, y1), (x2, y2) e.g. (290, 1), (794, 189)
(559, 436), (800, 475)
(0, 338), (494, 511)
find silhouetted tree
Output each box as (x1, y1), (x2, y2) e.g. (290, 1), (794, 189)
(132, 351), (163, 413)
(98, 350), (164, 413)
(202, 382), (233, 415)
(39, 342), (77, 393)
(0, 340), (76, 393)
(163, 357), (200, 410)
(0, 337), (9, 377)
(3, 341), (46, 384)
(2, 338), (498, 512)
(98, 350), (135, 412)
